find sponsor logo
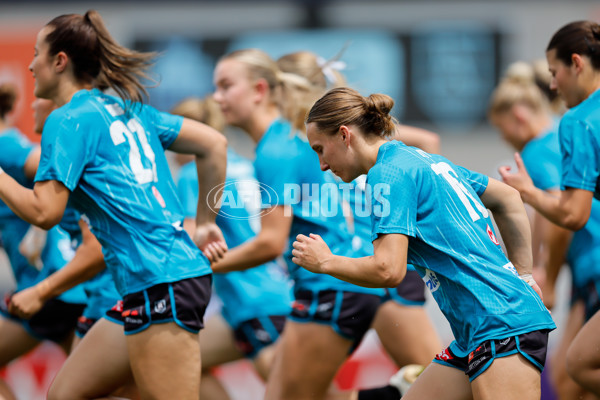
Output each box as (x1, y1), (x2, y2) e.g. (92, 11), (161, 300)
(154, 299), (167, 314)
(255, 329), (271, 342)
(316, 302), (334, 313)
(499, 338), (511, 346)
(111, 300), (124, 312)
(423, 269), (441, 293)
(291, 301), (306, 312)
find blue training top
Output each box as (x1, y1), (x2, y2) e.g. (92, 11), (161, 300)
(254, 118), (381, 295)
(559, 88), (600, 199)
(368, 140), (555, 356)
(0, 127), (85, 304)
(176, 149), (292, 328)
(522, 127), (600, 290)
(59, 207), (120, 320)
(35, 89), (211, 296)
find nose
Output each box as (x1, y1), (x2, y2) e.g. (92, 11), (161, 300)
(320, 160), (330, 172)
(28, 59), (33, 72)
(213, 89), (223, 103)
(549, 77), (557, 91)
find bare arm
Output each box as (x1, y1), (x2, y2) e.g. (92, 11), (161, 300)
(0, 174), (69, 229)
(499, 153), (593, 230)
(9, 219), (105, 318)
(168, 118), (228, 260)
(23, 147), (41, 180)
(480, 177), (533, 275)
(394, 124), (441, 154)
(168, 118), (228, 225)
(292, 232), (408, 288)
(210, 205), (293, 273)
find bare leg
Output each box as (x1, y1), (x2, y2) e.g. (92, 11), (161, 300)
(0, 316), (41, 400)
(199, 314), (244, 400)
(550, 301), (589, 400)
(127, 323), (201, 400)
(48, 318), (137, 400)
(372, 302), (441, 367)
(265, 321), (353, 400)
(471, 354), (540, 400)
(402, 362), (471, 400)
(567, 310), (600, 395)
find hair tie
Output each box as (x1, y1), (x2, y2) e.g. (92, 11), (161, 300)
(316, 56), (346, 86)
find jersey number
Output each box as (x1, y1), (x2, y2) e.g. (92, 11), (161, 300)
(109, 119), (157, 184)
(431, 162), (488, 222)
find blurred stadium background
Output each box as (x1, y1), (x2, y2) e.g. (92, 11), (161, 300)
(0, 1), (597, 398)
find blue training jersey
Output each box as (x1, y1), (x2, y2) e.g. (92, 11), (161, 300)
(35, 89), (211, 296)
(254, 118), (381, 295)
(522, 128), (600, 290)
(59, 208), (121, 320)
(0, 128), (85, 304)
(368, 141), (555, 355)
(558, 88), (600, 199)
(176, 150), (292, 328)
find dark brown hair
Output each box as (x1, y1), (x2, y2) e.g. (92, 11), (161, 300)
(45, 10), (156, 104)
(547, 20), (600, 69)
(0, 83), (17, 119)
(306, 87), (396, 138)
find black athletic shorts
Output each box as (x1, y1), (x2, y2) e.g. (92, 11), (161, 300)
(104, 275), (212, 335)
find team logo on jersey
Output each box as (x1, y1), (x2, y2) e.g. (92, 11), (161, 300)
(154, 299), (167, 314)
(486, 224), (500, 245)
(422, 269), (441, 293)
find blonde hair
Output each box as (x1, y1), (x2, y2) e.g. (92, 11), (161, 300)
(502, 60), (564, 115)
(276, 51), (347, 132)
(307, 87), (396, 138)
(220, 48), (316, 132)
(171, 96), (225, 132)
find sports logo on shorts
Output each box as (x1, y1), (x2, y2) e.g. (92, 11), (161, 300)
(154, 299), (167, 314)
(435, 348), (453, 361)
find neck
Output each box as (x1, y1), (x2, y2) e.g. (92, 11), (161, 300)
(53, 80), (94, 107)
(359, 137), (390, 174)
(519, 113), (554, 151)
(244, 105), (281, 143)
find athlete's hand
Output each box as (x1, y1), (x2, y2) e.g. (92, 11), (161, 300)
(194, 223), (228, 263)
(498, 153), (535, 200)
(292, 233), (332, 274)
(8, 286), (44, 319)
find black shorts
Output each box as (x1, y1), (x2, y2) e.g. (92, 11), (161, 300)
(290, 289), (380, 352)
(572, 280), (600, 321)
(381, 270), (426, 306)
(433, 329), (550, 381)
(75, 316), (98, 338)
(1, 294), (85, 343)
(104, 275), (212, 335)
(233, 315), (287, 358)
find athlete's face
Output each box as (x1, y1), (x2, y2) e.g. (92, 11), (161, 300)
(490, 107), (527, 150)
(31, 98), (57, 134)
(213, 59), (259, 128)
(546, 49), (583, 108)
(29, 26), (58, 100)
(306, 122), (360, 183)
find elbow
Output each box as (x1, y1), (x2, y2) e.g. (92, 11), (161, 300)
(377, 260), (406, 288)
(562, 215), (587, 231)
(34, 214), (60, 230)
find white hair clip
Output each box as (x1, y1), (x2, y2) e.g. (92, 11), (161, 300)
(316, 56), (347, 86)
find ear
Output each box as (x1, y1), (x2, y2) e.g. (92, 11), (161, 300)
(253, 78), (269, 103)
(339, 125), (352, 147)
(571, 53), (585, 73)
(54, 51), (69, 73)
